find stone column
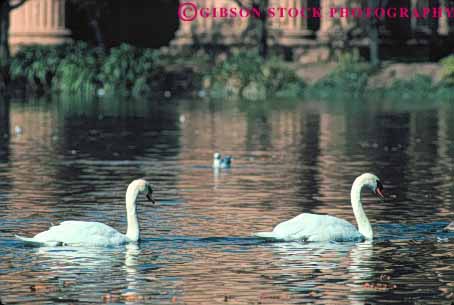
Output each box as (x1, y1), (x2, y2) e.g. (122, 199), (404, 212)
(410, 0), (418, 31)
(438, 0), (449, 35)
(318, 0), (336, 40)
(172, 0), (216, 46)
(172, 0), (249, 46)
(172, 13), (195, 46)
(410, 0), (435, 34)
(9, 0), (71, 50)
(272, 0), (315, 46)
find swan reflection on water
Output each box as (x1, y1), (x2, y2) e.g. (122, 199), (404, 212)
(32, 243), (153, 303)
(35, 245), (124, 268)
(262, 240), (376, 304)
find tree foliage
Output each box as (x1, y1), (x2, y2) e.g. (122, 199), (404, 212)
(232, 0), (270, 58)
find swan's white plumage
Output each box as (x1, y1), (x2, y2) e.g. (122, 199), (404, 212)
(255, 213), (364, 242)
(255, 173), (383, 242)
(444, 222), (454, 232)
(17, 221), (129, 247)
(16, 179), (153, 247)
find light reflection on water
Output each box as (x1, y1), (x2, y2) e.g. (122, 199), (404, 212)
(0, 98), (453, 304)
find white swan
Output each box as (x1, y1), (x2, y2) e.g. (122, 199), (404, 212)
(254, 173), (384, 242)
(444, 222), (454, 232)
(16, 179), (154, 247)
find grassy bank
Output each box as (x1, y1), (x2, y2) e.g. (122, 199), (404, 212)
(306, 53), (454, 101)
(3, 42), (454, 101)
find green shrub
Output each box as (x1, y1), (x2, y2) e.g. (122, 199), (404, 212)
(54, 46), (103, 95)
(440, 55), (454, 86)
(10, 42), (101, 93)
(9, 44), (303, 99)
(10, 44), (66, 91)
(99, 44), (159, 97)
(309, 51), (372, 98)
(205, 50), (304, 100)
(262, 57), (305, 98)
(383, 74), (434, 100)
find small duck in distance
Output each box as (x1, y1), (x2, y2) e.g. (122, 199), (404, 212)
(213, 152), (232, 169)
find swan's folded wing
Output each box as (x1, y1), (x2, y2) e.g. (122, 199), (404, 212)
(15, 235), (62, 247)
(256, 213), (363, 242)
(270, 213), (317, 241)
(28, 221), (127, 246)
(254, 214), (312, 241)
(253, 232), (282, 240)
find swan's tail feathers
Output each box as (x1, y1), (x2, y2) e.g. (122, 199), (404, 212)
(254, 232), (281, 240)
(15, 235), (62, 247)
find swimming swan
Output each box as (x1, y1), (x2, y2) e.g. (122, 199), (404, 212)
(16, 179), (155, 247)
(213, 152), (232, 169)
(255, 173), (384, 242)
(444, 222), (454, 232)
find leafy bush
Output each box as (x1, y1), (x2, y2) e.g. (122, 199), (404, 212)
(382, 74), (434, 100)
(10, 44), (67, 91)
(9, 44), (303, 99)
(440, 55), (454, 86)
(10, 43), (163, 97)
(205, 50), (304, 100)
(54, 45), (104, 95)
(10, 42), (103, 94)
(99, 44), (159, 97)
(309, 51), (372, 98)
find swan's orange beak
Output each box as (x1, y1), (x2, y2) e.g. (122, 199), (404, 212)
(375, 181), (385, 199)
(375, 187), (384, 199)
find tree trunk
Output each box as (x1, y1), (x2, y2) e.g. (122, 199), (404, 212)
(0, 1), (10, 66)
(366, 0), (380, 66)
(235, 0), (269, 58)
(86, 4), (105, 50)
(369, 20), (379, 66)
(89, 17), (104, 49)
(259, 15), (268, 58)
(257, 0), (268, 59)
(0, 97), (10, 140)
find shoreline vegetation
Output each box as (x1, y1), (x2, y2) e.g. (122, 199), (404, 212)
(1, 42), (453, 101)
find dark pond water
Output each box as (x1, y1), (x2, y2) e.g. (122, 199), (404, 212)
(0, 97), (453, 304)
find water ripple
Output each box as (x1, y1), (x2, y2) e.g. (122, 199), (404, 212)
(0, 99), (453, 304)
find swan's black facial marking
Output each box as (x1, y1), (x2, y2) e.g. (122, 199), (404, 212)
(375, 180), (385, 199)
(146, 185), (155, 204)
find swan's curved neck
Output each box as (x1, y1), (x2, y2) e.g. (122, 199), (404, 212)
(351, 178), (373, 239)
(125, 184), (140, 242)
